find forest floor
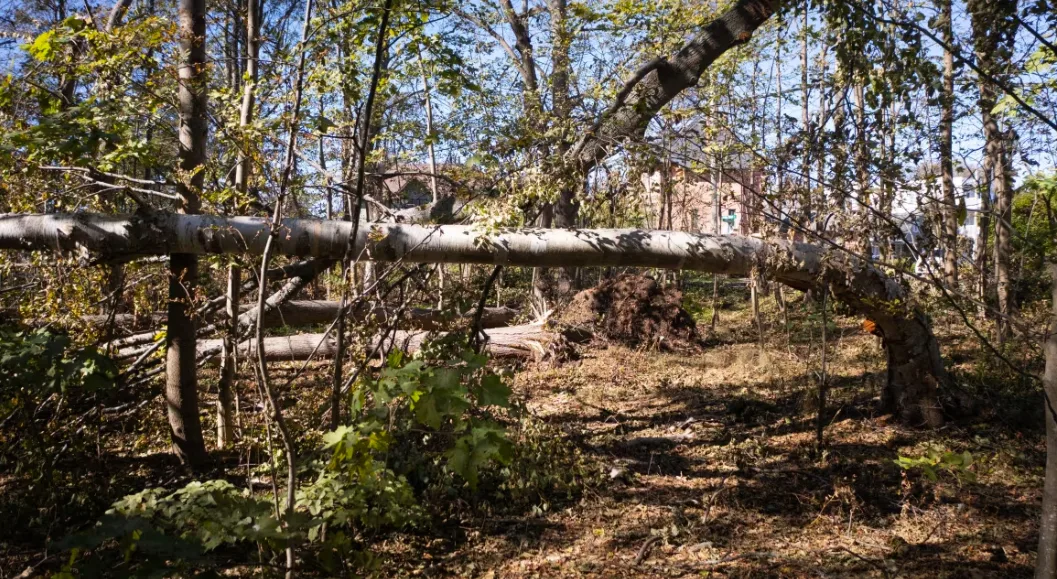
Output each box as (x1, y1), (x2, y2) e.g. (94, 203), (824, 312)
(374, 303), (1045, 578)
(0, 293), (1047, 578)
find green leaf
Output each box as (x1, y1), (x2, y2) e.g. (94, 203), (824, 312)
(478, 373), (511, 407)
(415, 395), (441, 429)
(27, 30), (58, 61)
(322, 426), (353, 449)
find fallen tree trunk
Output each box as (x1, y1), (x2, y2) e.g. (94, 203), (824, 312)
(248, 302), (518, 331)
(83, 302), (517, 331)
(0, 213), (798, 271)
(109, 303), (518, 356)
(80, 312), (165, 328)
(197, 323), (584, 362)
(0, 212), (948, 425)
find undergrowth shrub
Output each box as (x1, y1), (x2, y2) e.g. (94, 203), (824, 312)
(0, 324), (119, 542)
(58, 336), (596, 575)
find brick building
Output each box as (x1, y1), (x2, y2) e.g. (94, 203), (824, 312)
(640, 163), (767, 235)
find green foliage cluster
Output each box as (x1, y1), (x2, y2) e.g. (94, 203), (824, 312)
(0, 325), (121, 547)
(1012, 173), (1057, 304)
(895, 443), (976, 484)
(2, 17), (173, 175)
(57, 338), (593, 574)
(0, 325), (117, 475)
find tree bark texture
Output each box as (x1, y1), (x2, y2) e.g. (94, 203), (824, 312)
(197, 323), (585, 363)
(168, 0), (208, 468)
(968, 0), (1018, 339)
(938, 0), (959, 290)
(217, 264), (239, 449)
(1036, 262), (1057, 579)
(573, 0), (778, 169)
(82, 303), (518, 334)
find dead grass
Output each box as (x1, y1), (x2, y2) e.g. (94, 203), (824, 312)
(373, 297), (1043, 578)
(0, 290), (1045, 578)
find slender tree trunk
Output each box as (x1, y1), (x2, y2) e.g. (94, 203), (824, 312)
(979, 82), (1011, 336)
(881, 101), (898, 261)
(968, 0), (1019, 337)
(332, 0), (394, 429)
(252, 0), (314, 573)
(815, 43), (828, 232)
(775, 35), (783, 189)
(658, 162), (671, 284)
(992, 135), (1013, 342)
(751, 274), (763, 344)
(800, 4), (811, 226)
(416, 46), (440, 204)
(166, 0), (208, 468)
(217, 265), (239, 449)
(1036, 262), (1057, 579)
(938, 0), (959, 289)
(320, 97), (332, 221)
(233, 0), (260, 199)
(217, 0), (260, 451)
(817, 285), (828, 448)
(710, 167), (723, 329)
(976, 161), (993, 316)
(854, 82), (870, 256)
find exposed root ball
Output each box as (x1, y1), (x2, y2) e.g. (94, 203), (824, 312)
(559, 274), (698, 349)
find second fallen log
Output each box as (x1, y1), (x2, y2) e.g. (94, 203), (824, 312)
(196, 323), (586, 362)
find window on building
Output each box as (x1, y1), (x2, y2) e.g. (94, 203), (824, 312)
(728, 209), (736, 217)
(690, 209), (699, 231)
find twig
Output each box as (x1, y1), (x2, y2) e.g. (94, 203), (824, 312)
(250, 0), (314, 574)
(702, 475), (731, 526)
(634, 535), (662, 566)
(471, 265), (504, 353)
(837, 546), (891, 579)
(331, 0), (396, 429)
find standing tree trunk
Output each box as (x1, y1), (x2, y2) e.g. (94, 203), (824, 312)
(991, 132), (1014, 342)
(814, 42), (828, 232)
(417, 45), (440, 204)
(881, 100), (897, 261)
(968, 0), (1018, 339)
(710, 166), (723, 329)
(938, 0), (959, 290)
(332, 0), (393, 429)
(991, 128), (1014, 341)
(548, 0), (580, 296)
(817, 285), (828, 447)
(854, 82), (871, 256)
(217, 265), (239, 449)
(233, 0), (260, 198)
(975, 160), (993, 316)
(217, 0), (260, 450)
(167, 0), (208, 468)
(1037, 262), (1057, 579)
(800, 3), (811, 228)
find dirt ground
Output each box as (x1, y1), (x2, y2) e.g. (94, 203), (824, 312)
(0, 294), (1045, 578)
(376, 309), (1044, 578)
